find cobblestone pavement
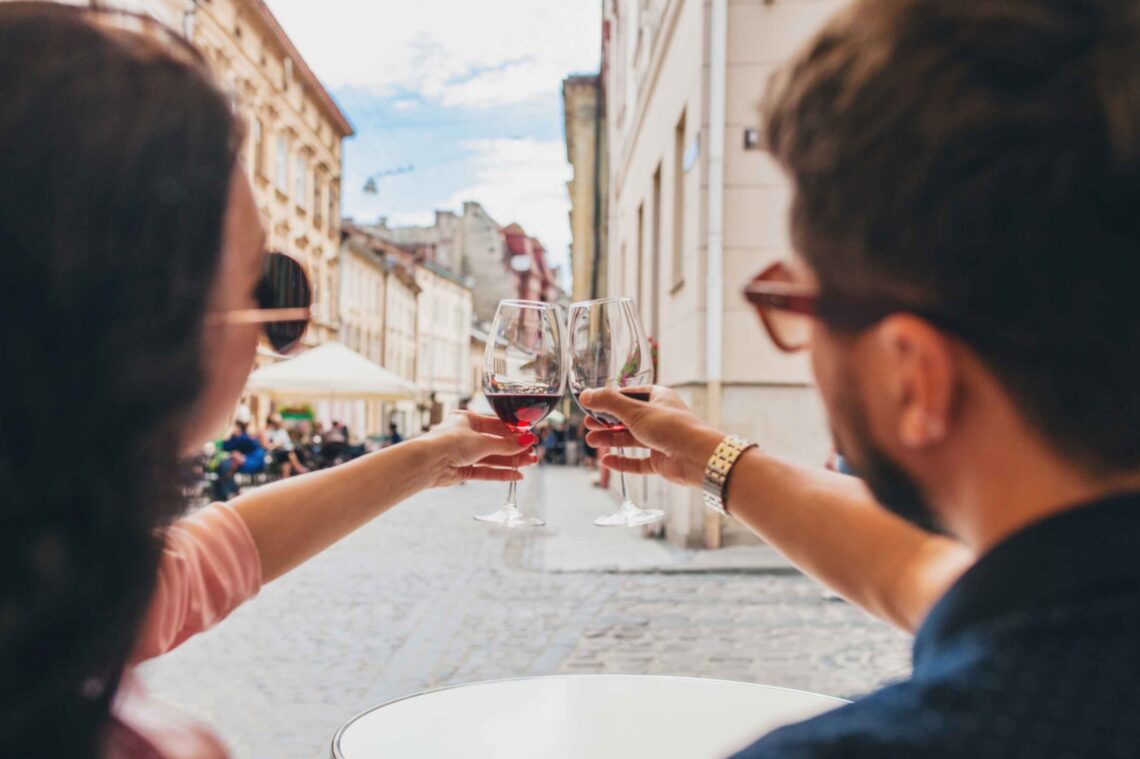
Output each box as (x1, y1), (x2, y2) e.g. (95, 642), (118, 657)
(139, 466), (911, 758)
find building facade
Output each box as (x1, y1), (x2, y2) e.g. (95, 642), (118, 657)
(502, 223), (569, 307)
(562, 74), (609, 303)
(344, 225), (473, 431)
(186, 0), (353, 347)
(365, 201), (514, 326)
(602, 0), (843, 547)
(413, 260), (475, 425)
(381, 250), (421, 438)
(338, 233), (386, 365)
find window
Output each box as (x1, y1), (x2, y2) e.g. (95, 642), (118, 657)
(328, 184), (339, 232)
(313, 177), (323, 228)
(275, 135), (289, 195)
(251, 116), (264, 177)
(672, 110), (686, 290)
(294, 154), (308, 209)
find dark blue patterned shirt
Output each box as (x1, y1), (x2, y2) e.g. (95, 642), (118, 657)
(734, 491), (1140, 758)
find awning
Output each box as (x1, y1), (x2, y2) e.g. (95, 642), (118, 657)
(245, 341), (417, 401)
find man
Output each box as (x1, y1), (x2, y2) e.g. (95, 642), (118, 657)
(580, 0), (1140, 755)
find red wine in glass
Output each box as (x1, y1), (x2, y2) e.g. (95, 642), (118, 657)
(571, 388), (650, 430)
(486, 392), (563, 431)
(478, 300), (567, 528)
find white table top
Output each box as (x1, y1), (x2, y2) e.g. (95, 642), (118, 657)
(332, 675), (846, 758)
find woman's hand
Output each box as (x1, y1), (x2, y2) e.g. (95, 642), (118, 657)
(579, 386), (725, 487)
(418, 411), (539, 488)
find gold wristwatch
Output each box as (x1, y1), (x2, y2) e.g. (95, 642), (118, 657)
(702, 435), (758, 515)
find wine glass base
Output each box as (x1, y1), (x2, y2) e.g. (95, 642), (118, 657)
(594, 508), (666, 528)
(474, 509), (545, 528)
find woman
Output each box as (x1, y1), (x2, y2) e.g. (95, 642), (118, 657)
(0, 5), (536, 756)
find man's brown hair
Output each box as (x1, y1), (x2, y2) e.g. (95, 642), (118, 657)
(763, 0), (1140, 473)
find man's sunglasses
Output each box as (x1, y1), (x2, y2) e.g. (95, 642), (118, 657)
(742, 261), (1039, 354)
(208, 251), (312, 355)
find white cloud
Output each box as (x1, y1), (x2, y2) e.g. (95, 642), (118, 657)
(265, 0), (601, 108)
(442, 138), (572, 273)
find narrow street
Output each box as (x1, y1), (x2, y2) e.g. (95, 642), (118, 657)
(140, 466), (911, 758)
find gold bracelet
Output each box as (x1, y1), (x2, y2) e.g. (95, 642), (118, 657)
(702, 435), (758, 515)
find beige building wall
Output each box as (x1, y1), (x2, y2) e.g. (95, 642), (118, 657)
(604, 0), (844, 547)
(563, 75), (608, 303)
(383, 267), (420, 438)
(337, 236), (388, 436)
(339, 238), (386, 366)
(414, 263), (474, 425)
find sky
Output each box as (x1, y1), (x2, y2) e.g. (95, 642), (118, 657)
(264, 0), (603, 283)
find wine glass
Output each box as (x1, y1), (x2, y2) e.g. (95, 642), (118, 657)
(477, 300), (566, 527)
(569, 296), (666, 527)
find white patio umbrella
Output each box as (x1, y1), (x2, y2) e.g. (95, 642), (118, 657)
(245, 341), (417, 401)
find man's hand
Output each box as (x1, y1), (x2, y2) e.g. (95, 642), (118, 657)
(579, 386), (724, 487)
(420, 411), (539, 488)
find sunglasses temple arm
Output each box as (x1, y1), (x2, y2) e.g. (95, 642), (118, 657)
(206, 307), (312, 325)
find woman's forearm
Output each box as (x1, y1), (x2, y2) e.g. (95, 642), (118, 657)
(724, 448), (974, 632)
(231, 436), (441, 583)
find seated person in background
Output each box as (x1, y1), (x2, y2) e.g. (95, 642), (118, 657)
(319, 419), (347, 465)
(222, 421), (265, 475)
(262, 415), (307, 478)
(387, 421), (403, 446)
(580, 0), (1140, 756)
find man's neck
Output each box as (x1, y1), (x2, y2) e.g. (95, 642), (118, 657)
(933, 430), (1140, 554)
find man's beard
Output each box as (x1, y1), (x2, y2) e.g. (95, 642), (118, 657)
(832, 369), (947, 536)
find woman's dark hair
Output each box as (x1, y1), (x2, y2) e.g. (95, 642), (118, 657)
(0, 4), (242, 755)
(763, 0), (1140, 474)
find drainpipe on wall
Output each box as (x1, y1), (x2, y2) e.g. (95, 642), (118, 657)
(590, 74), (604, 301)
(704, 0), (727, 549)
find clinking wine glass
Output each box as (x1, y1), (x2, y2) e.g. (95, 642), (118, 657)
(569, 296), (666, 527)
(477, 300), (567, 527)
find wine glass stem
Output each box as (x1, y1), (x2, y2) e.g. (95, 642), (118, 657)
(505, 477), (519, 515)
(618, 447), (636, 511)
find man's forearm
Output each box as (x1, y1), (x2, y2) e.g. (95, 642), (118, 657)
(723, 449), (974, 632)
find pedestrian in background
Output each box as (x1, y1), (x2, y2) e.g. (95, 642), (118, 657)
(387, 421), (403, 446)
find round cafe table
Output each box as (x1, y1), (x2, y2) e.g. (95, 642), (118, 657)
(331, 675), (846, 758)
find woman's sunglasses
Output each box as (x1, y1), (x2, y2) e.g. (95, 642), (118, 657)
(208, 251), (312, 355)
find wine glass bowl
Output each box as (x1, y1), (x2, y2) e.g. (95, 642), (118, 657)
(478, 300), (566, 527)
(568, 297), (666, 528)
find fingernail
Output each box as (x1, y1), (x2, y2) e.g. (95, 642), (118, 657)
(580, 390), (593, 403)
(518, 433), (538, 446)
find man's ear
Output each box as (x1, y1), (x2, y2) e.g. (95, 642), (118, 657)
(874, 314), (956, 450)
